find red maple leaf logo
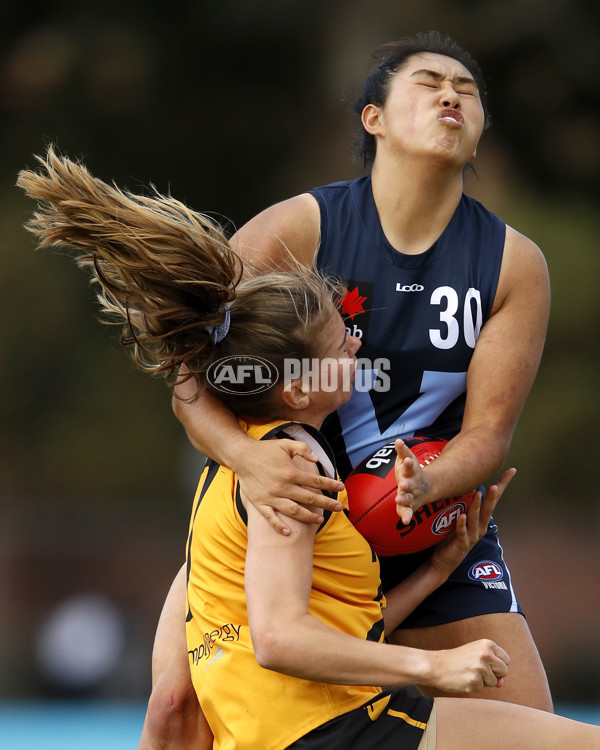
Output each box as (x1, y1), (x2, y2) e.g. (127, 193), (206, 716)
(341, 286), (367, 320)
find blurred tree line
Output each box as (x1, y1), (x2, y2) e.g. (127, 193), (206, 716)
(0, 0), (600, 502)
(0, 0), (599, 701)
(1, 0), (598, 509)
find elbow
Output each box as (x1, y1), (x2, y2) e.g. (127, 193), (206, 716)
(251, 625), (290, 672)
(493, 431), (513, 470)
(474, 424), (513, 472)
(143, 672), (198, 740)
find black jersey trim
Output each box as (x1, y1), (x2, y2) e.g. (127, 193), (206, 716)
(186, 458), (220, 622)
(234, 422), (340, 530)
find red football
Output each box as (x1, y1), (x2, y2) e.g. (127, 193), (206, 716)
(346, 436), (476, 556)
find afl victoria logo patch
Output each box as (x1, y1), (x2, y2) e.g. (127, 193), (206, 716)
(468, 560), (508, 590)
(468, 561), (503, 581)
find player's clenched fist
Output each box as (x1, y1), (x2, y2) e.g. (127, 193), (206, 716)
(424, 639), (510, 694)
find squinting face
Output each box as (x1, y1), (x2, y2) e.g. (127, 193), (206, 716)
(371, 52), (485, 166)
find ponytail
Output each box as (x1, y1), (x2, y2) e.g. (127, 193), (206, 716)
(18, 147), (344, 419)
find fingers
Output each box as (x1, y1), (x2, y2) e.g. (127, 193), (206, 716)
(394, 441), (418, 492)
(494, 467), (517, 496)
(289, 482), (343, 512)
(302, 473), (345, 499)
(394, 442), (416, 483)
(395, 460), (416, 507)
(452, 511), (468, 542)
(257, 503), (325, 535)
(481, 640), (510, 689)
(252, 501), (323, 536)
(465, 466), (517, 533)
(470, 640), (510, 691)
(477, 467), (517, 524)
(283, 439), (320, 462)
(483, 467), (516, 507)
(237, 438), (346, 536)
(394, 438), (415, 464)
(432, 639), (510, 694)
(279, 440), (345, 501)
(255, 507), (293, 536)
(394, 442), (424, 512)
(397, 504), (414, 525)
(464, 490), (489, 540)
(492, 641), (510, 668)
(489, 654), (510, 689)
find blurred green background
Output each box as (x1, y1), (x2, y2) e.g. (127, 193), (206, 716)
(1, 0), (599, 707)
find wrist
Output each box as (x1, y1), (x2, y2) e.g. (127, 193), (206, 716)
(406, 647), (438, 688)
(220, 431), (256, 474)
(420, 465), (441, 504)
(425, 554), (454, 583)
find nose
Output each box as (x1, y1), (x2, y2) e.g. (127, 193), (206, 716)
(439, 85), (460, 109)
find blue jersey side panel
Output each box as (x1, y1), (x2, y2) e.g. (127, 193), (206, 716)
(310, 176), (505, 478)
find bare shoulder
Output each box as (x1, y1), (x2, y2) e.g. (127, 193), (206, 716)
(503, 225), (549, 280)
(492, 225), (550, 313)
(231, 193), (321, 272)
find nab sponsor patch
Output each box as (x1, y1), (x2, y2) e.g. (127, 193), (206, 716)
(341, 279), (374, 339)
(468, 560), (508, 590)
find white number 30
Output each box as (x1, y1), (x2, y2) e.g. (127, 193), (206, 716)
(429, 286), (482, 350)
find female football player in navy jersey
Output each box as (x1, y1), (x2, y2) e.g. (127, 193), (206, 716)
(150, 29), (553, 727)
(20, 147), (600, 750)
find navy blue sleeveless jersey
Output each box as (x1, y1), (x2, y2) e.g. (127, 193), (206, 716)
(310, 176), (505, 480)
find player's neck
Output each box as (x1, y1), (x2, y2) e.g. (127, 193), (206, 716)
(278, 398), (328, 431)
(370, 158), (464, 256)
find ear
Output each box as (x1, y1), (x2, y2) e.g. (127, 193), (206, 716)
(361, 103), (384, 136)
(281, 379), (310, 411)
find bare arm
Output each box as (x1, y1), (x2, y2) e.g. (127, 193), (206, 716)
(172, 194), (346, 533)
(172, 378), (343, 533)
(395, 228), (550, 522)
(137, 565), (213, 750)
(229, 192), (321, 272)
(139, 467), (514, 741)
(244, 455), (509, 693)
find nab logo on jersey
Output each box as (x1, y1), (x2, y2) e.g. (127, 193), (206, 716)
(363, 442), (396, 475)
(341, 280), (374, 339)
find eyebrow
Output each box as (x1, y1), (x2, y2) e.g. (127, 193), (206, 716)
(410, 68), (478, 87)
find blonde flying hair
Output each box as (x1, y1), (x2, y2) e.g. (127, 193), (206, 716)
(17, 147), (343, 419)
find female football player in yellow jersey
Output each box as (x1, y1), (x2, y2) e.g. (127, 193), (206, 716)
(18, 149), (600, 750)
(149, 31), (553, 729)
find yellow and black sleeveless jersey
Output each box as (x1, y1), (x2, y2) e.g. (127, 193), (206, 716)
(185, 420), (386, 750)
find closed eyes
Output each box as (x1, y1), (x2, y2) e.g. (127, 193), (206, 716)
(417, 81), (477, 96)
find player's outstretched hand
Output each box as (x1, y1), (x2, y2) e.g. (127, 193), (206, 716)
(429, 468), (516, 576)
(236, 438), (344, 535)
(393, 438), (429, 525)
(426, 639), (511, 694)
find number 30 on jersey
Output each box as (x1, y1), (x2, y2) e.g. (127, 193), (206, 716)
(429, 286), (483, 350)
